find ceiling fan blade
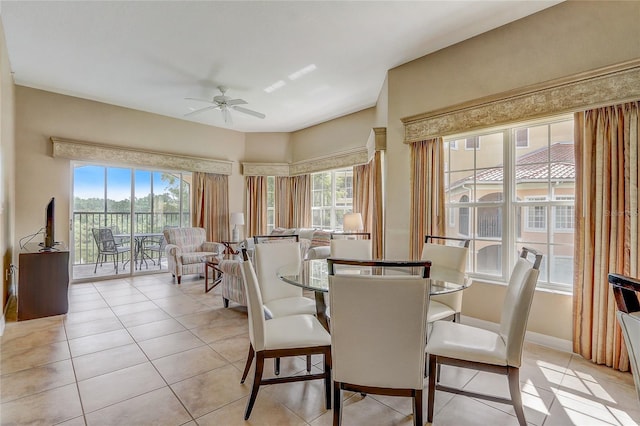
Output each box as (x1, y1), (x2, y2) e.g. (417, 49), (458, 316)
(184, 105), (217, 117)
(185, 97), (214, 104)
(226, 98), (248, 107)
(232, 105), (266, 119)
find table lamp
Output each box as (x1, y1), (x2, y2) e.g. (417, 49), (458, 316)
(343, 212), (363, 232)
(230, 212), (245, 242)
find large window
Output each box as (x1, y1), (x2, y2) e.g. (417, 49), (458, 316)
(444, 116), (575, 291)
(72, 164), (191, 279)
(266, 176), (275, 233)
(311, 168), (353, 230)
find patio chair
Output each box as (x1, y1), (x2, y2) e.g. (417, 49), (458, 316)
(91, 227), (130, 274)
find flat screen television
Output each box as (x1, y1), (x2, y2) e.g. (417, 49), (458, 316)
(43, 197), (55, 250)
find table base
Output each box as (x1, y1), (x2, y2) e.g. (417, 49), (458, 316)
(205, 260), (223, 293)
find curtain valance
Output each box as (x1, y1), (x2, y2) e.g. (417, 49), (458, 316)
(51, 137), (232, 174)
(242, 147), (370, 177)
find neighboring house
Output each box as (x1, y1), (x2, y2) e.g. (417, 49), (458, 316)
(446, 141), (575, 285)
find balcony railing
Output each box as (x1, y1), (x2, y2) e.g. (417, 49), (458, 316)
(73, 211), (189, 265)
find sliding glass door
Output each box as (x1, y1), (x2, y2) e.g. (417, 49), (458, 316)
(72, 163), (191, 281)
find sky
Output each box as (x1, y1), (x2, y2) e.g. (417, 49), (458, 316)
(73, 166), (171, 201)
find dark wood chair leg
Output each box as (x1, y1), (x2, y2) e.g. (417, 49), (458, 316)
(223, 298), (230, 308)
(240, 344), (255, 384)
(333, 381), (342, 426)
(508, 366), (526, 426)
(244, 351), (265, 420)
(414, 389), (423, 426)
(324, 351), (331, 409)
(427, 354), (437, 423)
(177, 276), (181, 284)
(307, 355), (312, 373)
(274, 358), (280, 375)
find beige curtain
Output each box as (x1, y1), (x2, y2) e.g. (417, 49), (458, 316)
(574, 101), (640, 371)
(354, 151), (384, 259)
(292, 174), (311, 228)
(192, 172), (229, 242)
(245, 176), (267, 237)
(409, 138), (445, 259)
(275, 175), (311, 228)
(275, 176), (293, 228)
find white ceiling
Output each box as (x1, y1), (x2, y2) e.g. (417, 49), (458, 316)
(0, 1), (560, 133)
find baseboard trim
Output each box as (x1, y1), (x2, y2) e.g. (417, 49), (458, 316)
(460, 315), (573, 353)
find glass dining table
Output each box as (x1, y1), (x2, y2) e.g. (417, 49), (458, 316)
(278, 258), (471, 331)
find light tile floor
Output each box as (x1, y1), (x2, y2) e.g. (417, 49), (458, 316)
(1, 272), (638, 425)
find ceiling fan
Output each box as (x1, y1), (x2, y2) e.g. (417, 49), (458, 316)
(184, 86), (266, 124)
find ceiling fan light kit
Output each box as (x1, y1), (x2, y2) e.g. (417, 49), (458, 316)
(185, 86), (265, 124)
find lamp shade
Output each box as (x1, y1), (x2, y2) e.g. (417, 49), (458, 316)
(343, 212), (363, 232)
(230, 212), (245, 226)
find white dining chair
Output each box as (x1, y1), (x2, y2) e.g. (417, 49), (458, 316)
(238, 250), (332, 420)
(254, 241), (316, 374)
(421, 235), (469, 323)
(328, 258), (432, 426)
(609, 273), (640, 402)
(426, 247), (542, 426)
(330, 238), (372, 260)
(617, 311), (640, 401)
(254, 241), (316, 318)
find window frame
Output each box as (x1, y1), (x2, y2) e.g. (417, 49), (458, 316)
(266, 176), (275, 233)
(443, 115), (575, 292)
(311, 167), (353, 230)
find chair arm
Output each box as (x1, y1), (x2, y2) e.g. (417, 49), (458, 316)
(201, 241), (224, 254)
(307, 245), (330, 260)
(218, 259), (243, 276)
(165, 243), (182, 257)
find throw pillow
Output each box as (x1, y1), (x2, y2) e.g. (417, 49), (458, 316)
(310, 230), (331, 248)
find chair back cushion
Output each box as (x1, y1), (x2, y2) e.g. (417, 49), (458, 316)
(329, 274), (430, 389)
(330, 239), (372, 260)
(421, 243), (468, 282)
(499, 257), (540, 367)
(239, 259), (266, 351)
(164, 227), (206, 252)
(422, 243), (468, 312)
(254, 242), (303, 303)
(617, 311), (640, 401)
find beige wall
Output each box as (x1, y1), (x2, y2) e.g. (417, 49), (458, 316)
(14, 86), (247, 258)
(0, 20), (15, 309)
(244, 132), (291, 163)
(290, 107), (376, 162)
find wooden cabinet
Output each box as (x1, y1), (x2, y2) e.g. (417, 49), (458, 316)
(18, 244), (69, 321)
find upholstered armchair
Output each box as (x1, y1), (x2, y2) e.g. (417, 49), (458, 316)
(164, 227), (223, 284)
(216, 259), (247, 307)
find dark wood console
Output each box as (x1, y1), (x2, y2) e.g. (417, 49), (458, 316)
(18, 243), (69, 321)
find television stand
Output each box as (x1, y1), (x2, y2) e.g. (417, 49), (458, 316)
(18, 243), (69, 321)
